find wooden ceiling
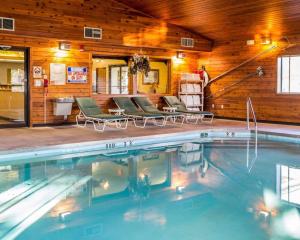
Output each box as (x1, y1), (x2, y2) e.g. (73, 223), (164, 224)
(0, 0), (212, 51)
(117, 0), (300, 41)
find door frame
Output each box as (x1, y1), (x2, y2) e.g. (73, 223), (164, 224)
(0, 46), (30, 128)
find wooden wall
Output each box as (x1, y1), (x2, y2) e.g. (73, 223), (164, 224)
(0, 0), (212, 52)
(203, 35), (300, 124)
(0, 34), (200, 126)
(0, 0), (210, 126)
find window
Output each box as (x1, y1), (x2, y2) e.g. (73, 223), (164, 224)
(92, 58), (129, 94)
(277, 56), (300, 93)
(109, 65), (129, 94)
(277, 164), (300, 207)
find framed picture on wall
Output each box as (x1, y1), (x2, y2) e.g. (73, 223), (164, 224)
(143, 69), (159, 85)
(67, 66), (88, 83)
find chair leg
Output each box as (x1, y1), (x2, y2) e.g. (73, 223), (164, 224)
(76, 113), (88, 128)
(133, 118), (148, 128)
(180, 116), (185, 126)
(185, 114), (198, 124)
(93, 120), (106, 132)
(115, 118), (129, 129)
(153, 117), (166, 127)
(201, 115), (214, 124)
(165, 115), (185, 127)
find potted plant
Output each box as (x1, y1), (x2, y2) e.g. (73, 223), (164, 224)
(129, 54), (151, 77)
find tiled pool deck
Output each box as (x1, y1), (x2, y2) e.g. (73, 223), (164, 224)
(0, 119), (300, 151)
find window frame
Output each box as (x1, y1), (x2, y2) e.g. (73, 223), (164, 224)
(277, 55), (300, 95)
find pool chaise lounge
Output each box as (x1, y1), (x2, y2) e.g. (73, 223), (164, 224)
(132, 96), (185, 126)
(75, 97), (128, 132)
(163, 96), (214, 123)
(113, 97), (166, 128)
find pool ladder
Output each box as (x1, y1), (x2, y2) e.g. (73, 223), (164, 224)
(246, 97), (258, 173)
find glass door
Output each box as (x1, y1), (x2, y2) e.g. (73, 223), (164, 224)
(0, 48), (28, 127)
(109, 65), (129, 94)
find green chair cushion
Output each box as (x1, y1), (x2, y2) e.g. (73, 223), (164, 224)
(89, 114), (127, 120)
(163, 96), (187, 112)
(113, 97), (141, 114)
(126, 111), (164, 118)
(132, 97), (158, 113)
(176, 110), (214, 115)
(76, 97), (102, 116)
(133, 97), (184, 117)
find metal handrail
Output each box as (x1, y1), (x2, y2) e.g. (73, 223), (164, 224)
(247, 97), (257, 134)
(246, 97), (258, 173)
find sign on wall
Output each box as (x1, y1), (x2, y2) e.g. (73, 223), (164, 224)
(67, 67), (88, 83)
(33, 66), (42, 78)
(50, 63), (66, 85)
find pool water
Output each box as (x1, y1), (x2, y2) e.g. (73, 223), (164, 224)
(0, 138), (299, 240)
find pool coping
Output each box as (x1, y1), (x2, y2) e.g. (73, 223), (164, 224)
(2, 126), (300, 163)
(0, 128), (251, 162)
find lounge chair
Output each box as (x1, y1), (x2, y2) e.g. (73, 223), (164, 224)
(163, 96), (214, 123)
(132, 96), (185, 126)
(75, 97), (128, 132)
(113, 97), (166, 128)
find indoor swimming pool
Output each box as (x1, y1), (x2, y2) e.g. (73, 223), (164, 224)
(0, 136), (299, 240)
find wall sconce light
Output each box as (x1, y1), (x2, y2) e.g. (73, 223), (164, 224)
(59, 42), (71, 51)
(246, 40), (255, 46)
(261, 36), (272, 45)
(176, 51), (186, 59)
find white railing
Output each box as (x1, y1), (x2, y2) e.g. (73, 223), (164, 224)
(247, 97), (258, 136)
(246, 97), (258, 173)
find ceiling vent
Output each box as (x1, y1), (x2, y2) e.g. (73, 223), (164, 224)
(181, 37), (194, 48)
(0, 17), (15, 31)
(84, 27), (102, 40)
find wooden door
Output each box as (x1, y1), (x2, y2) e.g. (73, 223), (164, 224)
(96, 68), (106, 93)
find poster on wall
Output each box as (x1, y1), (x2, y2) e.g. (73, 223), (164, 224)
(33, 66), (42, 78)
(67, 67), (88, 83)
(50, 63), (66, 85)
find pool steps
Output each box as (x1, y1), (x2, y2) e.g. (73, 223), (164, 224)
(0, 174), (91, 240)
(0, 173), (64, 214)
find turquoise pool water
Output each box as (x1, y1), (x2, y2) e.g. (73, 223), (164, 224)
(0, 138), (299, 240)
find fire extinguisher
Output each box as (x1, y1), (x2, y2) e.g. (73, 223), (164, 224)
(195, 65), (210, 87)
(43, 71), (49, 96)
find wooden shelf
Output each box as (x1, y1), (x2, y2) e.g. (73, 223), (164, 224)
(178, 73), (204, 111)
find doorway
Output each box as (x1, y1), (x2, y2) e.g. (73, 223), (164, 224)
(92, 57), (129, 94)
(0, 47), (29, 127)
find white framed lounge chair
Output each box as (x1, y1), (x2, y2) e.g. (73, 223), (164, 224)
(113, 97), (166, 128)
(163, 96), (214, 124)
(75, 97), (128, 132)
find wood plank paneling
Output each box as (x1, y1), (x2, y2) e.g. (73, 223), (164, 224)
(0, 0), (212, 51)
(202, 35), (300, 124)
(118, 0), (300, 41)
(0, 0), (207, 126)
(0, 35), (200, 125)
